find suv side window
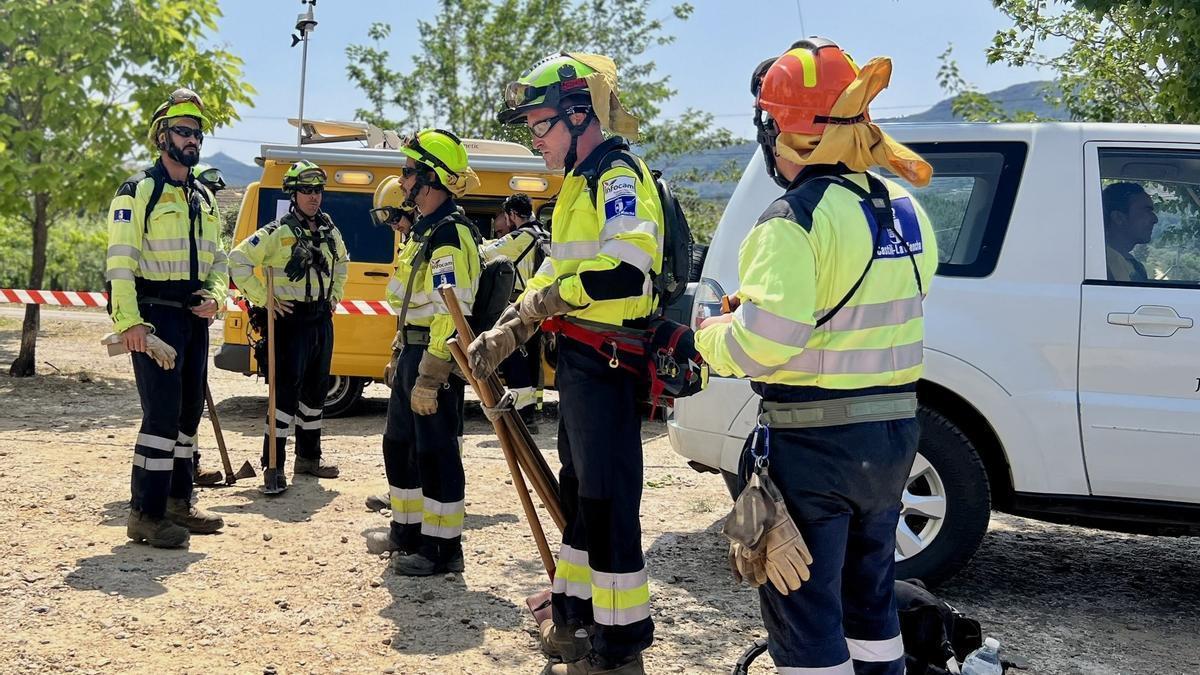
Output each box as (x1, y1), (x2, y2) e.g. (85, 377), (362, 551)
(256, 188), (394, 264)
(886, 142), (1028, 278)
(1095, 148), (1200, 286)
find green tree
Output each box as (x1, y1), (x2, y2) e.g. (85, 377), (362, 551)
(0, 0), (255, 377)
(344, 0), (744, 240)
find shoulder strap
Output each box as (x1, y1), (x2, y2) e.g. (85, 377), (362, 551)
(807, 172), (923, 329)
(142, 168), (165, 235)
(584, 144), (645, 204)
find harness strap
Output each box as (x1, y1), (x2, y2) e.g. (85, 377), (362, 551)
(758, 392), (917, 429)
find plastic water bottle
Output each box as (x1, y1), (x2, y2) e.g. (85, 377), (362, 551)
(961, 637), (1003, 675)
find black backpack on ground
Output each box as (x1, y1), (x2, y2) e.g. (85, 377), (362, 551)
(730, 579), (991, 675)
(581, 142), (694, 309)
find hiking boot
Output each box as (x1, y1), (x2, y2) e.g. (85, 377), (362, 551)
(393, 550), (464, 576)
(127, 509), (190, 548)
(365, 493), (391, 511)
(366, 531), (406, 556)
(165, 497), (224, 534)
(294, 456), (339, 478)
(539, 620), (593, 663)
(549, 654), (644, 675)
(194, 465), (224, 486)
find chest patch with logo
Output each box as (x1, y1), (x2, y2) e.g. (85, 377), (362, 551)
(431, 255), (456, 287)
(861, 196), (924, 259)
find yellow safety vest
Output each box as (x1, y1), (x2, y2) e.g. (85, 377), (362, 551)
(696, 168), (938, 389)
(229, 211), (350, 306)
(480, 221), (546, 294)
(105, 161), (227, 333)
(521, 138), (664, 327)
(386, 201), (481, 361)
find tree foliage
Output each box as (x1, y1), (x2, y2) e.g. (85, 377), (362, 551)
(0, 0), (255, 376)
(344, 0), (743, 243)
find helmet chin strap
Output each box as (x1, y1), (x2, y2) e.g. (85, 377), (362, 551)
(754, 111), (790, 190)
(561, 107), (595, 173)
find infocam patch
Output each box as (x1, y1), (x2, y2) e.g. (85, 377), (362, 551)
(604, 194), (637, 222)
(431, 255), (457, 287)
(863, 196), (925, 259)
(602, 175), (636, 198)
(113, 209), (132, 223)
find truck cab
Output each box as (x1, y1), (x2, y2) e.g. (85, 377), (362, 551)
(214, 120), (562, 415)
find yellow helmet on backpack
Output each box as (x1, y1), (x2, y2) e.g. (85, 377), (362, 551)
(370, 175), (414, 226)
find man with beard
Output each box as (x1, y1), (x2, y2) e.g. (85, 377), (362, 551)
(107, 88), (227, 548)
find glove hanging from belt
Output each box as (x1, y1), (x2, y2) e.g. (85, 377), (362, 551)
(410, 351), (453, 416)
(723, 467), (813, 595)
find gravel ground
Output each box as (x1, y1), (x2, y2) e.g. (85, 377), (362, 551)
(0, 313), (1197, 674)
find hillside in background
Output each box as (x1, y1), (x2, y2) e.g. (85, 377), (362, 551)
(664, 80), (1066, 200)
(206, 151), (260, 188)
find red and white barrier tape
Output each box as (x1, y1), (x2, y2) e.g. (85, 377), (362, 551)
(0, 289), (107, 307)
(3, 289), (396, 316)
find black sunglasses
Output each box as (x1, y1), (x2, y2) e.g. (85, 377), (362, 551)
(401, 166), (431, 178)
(168, 125), (204, 141)
(295, 186), (324, 195)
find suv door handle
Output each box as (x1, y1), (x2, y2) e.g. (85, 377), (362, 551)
(364, 271), (390, 277)
(1107, 305), (1194, 337)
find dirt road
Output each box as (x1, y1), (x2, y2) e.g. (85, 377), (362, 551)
(1, 315), (1197, 674)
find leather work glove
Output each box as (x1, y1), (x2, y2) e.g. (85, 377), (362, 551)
(101, 332), (177, 370)
(517, 279), (578, 324)
(384, 349), (402, 389)
(758, 477), (814, 595)
(467, 305), (538, 380)
(728, 540), (768, 587)
(411, 351), (453, 416)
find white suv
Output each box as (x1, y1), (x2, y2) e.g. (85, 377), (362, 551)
(670, 123), (1200, 584)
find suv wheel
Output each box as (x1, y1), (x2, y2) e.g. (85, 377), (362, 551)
(895, 407), (992, 586)
(324, 375), (365, 418)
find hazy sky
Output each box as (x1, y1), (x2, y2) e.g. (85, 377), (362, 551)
(204, 0), (1052, 163)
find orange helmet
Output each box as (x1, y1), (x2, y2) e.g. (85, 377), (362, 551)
(752, 37), (861, 135)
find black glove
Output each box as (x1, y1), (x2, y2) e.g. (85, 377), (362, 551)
(284, 242), (313, 282)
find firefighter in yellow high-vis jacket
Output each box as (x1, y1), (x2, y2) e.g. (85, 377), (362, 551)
(695, 39), (938, 675)
(469, 52), (662, 675)
(106, 88), (227, 548)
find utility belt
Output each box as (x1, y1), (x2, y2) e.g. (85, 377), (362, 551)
(542, 315), (707, 413)
(758, 391), (917, 429)
(135, 278), (203, 306)
(401, 326), (431, 347)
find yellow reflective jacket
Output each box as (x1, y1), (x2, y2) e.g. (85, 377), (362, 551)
(229, 210), (350, 307)
(105, 161), (228, 333)
(521, 138), (664, 327)
(695, 168), (938, 389)
(480, 220), (547, 294)
(386, 200), (481, 361)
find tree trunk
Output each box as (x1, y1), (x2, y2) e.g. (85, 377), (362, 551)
(9, 194), (49, 377)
